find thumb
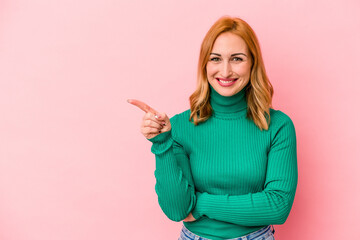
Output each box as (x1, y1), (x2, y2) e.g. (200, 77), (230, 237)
(155, 112), (162, 119)
(156, 112), (167, 121)
(156, 112), (170, 128)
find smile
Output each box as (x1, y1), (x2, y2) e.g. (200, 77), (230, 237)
(216, 78), (238, 86)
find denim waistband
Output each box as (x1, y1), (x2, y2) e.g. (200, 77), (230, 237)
(181, 224), (275, 240)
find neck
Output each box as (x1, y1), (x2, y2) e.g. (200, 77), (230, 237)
(209, 84), (248, 119)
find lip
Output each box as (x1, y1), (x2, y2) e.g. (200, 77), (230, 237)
(216, 78), (238, 87)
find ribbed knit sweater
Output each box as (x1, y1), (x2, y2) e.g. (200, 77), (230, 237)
(148, 84), (298, 240)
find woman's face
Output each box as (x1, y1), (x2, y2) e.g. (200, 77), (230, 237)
(206, 31), (252, 97)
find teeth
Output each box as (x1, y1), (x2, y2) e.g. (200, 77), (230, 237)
(219, 79), (234, 83)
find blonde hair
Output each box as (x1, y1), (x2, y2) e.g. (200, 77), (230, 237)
(189, 16), (274, 131)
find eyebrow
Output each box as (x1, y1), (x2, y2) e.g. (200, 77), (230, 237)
(210, 52), (247, 57)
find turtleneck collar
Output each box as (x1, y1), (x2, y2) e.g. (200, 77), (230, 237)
(209, 84), (248, 119)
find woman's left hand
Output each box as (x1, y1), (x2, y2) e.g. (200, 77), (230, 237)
(183, 212), (196, 222)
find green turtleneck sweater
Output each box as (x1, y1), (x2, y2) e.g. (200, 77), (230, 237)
(148, 84), (298, 240)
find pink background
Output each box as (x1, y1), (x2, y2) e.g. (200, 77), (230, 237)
(1, 0), (359, 239)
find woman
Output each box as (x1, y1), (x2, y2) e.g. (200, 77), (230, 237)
(128, 16), (297, 240)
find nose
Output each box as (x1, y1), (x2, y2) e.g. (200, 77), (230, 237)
(221, 61), (232, 78)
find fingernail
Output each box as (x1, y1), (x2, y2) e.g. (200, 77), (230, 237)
(155, 115), (159, 119)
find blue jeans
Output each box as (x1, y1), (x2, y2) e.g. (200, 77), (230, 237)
(178, 224), (275, 240)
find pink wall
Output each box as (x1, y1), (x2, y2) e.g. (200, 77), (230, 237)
(1, 0), (359, 239)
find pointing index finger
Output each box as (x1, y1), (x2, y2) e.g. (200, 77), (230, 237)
(127, 99), (158, 115)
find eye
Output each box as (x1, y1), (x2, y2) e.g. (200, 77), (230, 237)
(231, 57), (243, 62)
(210, 57), (221, 62)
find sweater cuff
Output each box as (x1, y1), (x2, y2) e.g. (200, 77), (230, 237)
(147, 130), (173, 155)
(192, 192), (206, 220)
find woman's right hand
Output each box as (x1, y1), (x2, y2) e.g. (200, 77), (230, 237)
(127, 99), (171, 139)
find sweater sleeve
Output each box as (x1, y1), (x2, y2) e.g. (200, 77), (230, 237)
(191, 114), (298, 225)
(148, 114), (197, 222)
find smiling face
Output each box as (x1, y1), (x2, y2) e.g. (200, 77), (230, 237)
(206, 31), (252, 97)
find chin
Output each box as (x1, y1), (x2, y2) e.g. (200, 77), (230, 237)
(211, 84), (241, 97)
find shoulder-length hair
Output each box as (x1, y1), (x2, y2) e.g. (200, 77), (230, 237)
(189, 16), (274, 131)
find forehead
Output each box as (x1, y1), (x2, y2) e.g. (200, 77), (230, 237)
(211, 32), (248, 54)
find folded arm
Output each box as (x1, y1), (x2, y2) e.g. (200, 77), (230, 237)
(191, 115), (298, 226)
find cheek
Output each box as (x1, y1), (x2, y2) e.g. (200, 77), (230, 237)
(234, 64), (251, 77)
(206, 64), (217, 78)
